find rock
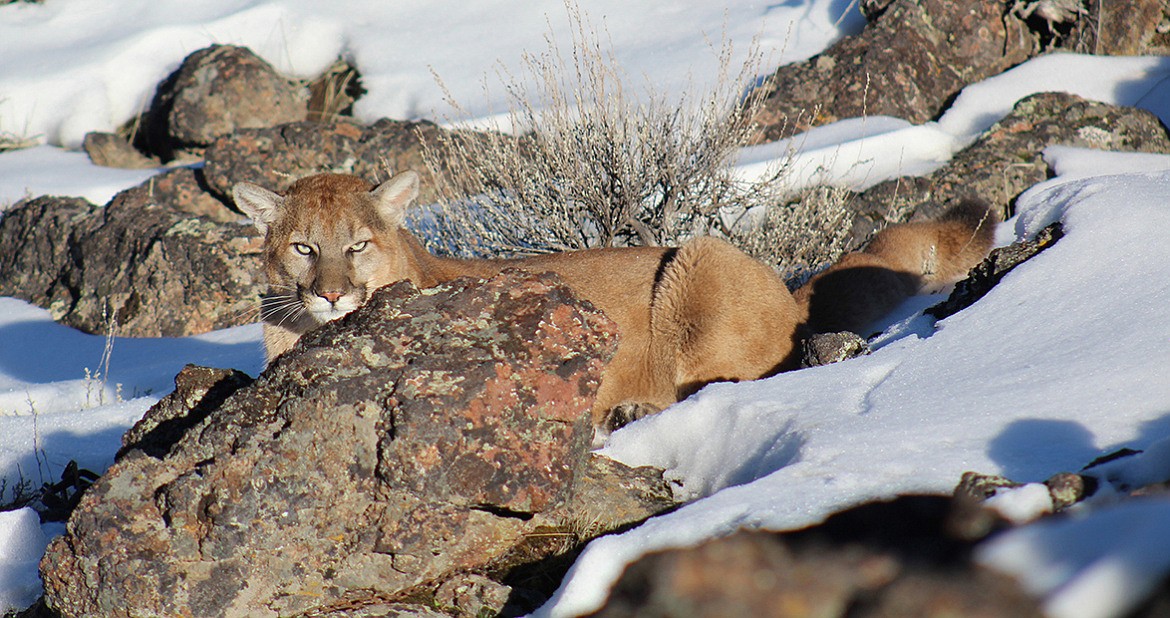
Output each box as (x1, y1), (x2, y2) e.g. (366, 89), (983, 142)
(751, 0), (1170, 141)
(42, 270), (674, 617)
(1044, 472), (1094, 510)
(118, 365), (254, 460)
(138, 45), (308, 161)
(1078, 0), (1170, 56)
(202, 117), (446, 205)
(0, 168), (263, 337)
(849, 94), (1170, 242)
(434, 573), (513, 618)
(81, 131), (160, 169)
(595, 495), (1043, 618)
(0, 195), (97, 306)
(799, 331), (870, 368)
(752, 0), (1037, 140)
(927, 222), (1064, 320)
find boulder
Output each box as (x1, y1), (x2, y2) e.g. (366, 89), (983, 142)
(595, 495), (1043, 618)
(41, 270), (674, 618)
(138, 45), (308, 161)
(752, 0), (1038, 140)
(202, 117), (446, 205)
(752, 0), (1170, 141)
(0, 167), (262, 337)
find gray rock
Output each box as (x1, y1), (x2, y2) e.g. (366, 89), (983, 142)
(799, 331), (870, 368)
(752, 0), (1037, 140)
(751, 0), (1170, 142)
(154, 45), (308, 157)
(0, 168), (262, 337)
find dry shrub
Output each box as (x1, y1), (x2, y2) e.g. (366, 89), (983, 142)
(418, 1), (855, 283)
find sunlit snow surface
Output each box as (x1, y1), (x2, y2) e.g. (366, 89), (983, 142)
(2, 1), (1170, 616)
(541, 161), (1170, 617)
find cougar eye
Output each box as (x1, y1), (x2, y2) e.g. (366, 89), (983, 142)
(292, 243), (315, 256)
(350, 240), (369, 253)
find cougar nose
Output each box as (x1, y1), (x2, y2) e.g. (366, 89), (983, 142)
(319, 291), (344, 304)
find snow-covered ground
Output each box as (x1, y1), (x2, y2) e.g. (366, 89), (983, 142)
(3, 1), (1170, 617)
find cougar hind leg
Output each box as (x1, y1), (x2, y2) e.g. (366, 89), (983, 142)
(651, 237), (803, 399)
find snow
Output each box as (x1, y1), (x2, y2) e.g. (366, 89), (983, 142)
(986, 484), (1055, 524)
(0, 509), (56, 613)
(3, 1), (1170, 616)
(0, 145), (160, 210)
(0, 0), (865, 149)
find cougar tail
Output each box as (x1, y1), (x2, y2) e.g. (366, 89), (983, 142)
(794, 198), (999, 335)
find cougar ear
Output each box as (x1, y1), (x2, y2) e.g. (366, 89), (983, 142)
(232, 182), (284, 236)
(372, 171), (420, 228)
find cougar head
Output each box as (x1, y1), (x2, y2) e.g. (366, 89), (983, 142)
(232, 171), (419, 331)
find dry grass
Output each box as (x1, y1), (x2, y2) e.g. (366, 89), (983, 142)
(0, 129), (36, 153)
(307, 59), (362, 123)
(419, 1), (855, 281)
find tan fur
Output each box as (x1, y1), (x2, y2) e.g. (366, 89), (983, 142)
(793, 199), (999, 335)
(234, 172), (996, 427)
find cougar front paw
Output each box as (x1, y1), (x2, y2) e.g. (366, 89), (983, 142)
(603, 401), (662, 433)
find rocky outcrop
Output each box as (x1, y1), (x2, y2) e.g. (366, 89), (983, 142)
(595, 495), (1043, 618)
(201, 117), (445, 205)
(40, 270), (675, 618)
(846, 92), (1170, 243)
(752, 0), (1170, 141)
(0, 167), (262, 337)
(135, 44), (309, 162)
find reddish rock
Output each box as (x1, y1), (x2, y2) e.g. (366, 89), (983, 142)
(41, 270), (672, 618)
(201, 117), (445, 204)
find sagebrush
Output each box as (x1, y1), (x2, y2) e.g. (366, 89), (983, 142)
(419, 2), (855, 283)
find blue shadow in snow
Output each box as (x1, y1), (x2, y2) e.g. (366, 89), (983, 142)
(0, 316), (262, 391)
(989, 412), (1170, 482)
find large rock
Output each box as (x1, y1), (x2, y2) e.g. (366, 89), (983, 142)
(0, 168), (262, 337)
(41, 270), (674, 618)
(752, 0), (1170, 141)
(137, 45), (308, 161)
(752, 0), (1037, 140)
(595, 496), (1043, 618)
(202, 117), (446, 205)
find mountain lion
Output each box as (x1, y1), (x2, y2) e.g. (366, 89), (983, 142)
(233, 171), (996, 429)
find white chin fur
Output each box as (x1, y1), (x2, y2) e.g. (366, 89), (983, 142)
(307, 297), (360, 322)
